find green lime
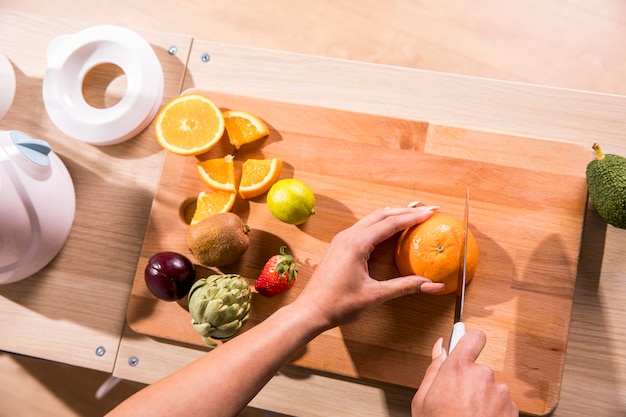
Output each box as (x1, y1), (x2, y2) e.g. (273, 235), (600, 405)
(267, 179), (316, 225)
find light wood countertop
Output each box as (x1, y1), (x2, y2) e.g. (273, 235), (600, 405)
(1, 4), (625, 416)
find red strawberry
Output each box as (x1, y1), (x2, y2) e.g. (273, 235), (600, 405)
(254, 246), (298, 297)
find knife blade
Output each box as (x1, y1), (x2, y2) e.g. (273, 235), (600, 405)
(449, 188), (469, 353)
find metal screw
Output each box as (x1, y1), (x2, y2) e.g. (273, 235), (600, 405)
(95, 346), (106, 357)
(128, 356), (139, 367)
(168, 45), (178, 55)
(201, 53), (211, 63)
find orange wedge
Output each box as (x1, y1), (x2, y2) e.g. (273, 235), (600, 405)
(154, 94), (225, 156)
(190, 191), (236, 225)
(239, 158), (283, 199)
(223, 110), (270, 149)
(196, 155), (236, 193)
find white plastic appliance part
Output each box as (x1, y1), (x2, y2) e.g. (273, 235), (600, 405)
(0, 51), (16, 120)
(0, 130), (76, 284)
(42, 25), (164, 145)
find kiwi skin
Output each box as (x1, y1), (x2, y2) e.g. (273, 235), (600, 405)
(187, 212), (250, 266)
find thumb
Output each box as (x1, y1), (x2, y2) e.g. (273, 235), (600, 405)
(375, 276), (445, 304)
(412, 338), (447, 407)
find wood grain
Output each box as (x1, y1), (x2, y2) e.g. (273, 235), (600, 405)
(126, 90), (589, 415)
(5, 0), (626, 96)
(1, 7), (625, 417)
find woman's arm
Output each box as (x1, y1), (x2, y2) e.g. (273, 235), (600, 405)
(106, 206), (443, 417)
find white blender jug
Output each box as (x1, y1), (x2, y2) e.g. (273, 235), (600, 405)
(0, 130), (75, 284)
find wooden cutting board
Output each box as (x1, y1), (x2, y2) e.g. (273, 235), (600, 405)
(127, 89), (591, 416)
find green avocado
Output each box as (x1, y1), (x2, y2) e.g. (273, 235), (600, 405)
(586, 143), (626, 229)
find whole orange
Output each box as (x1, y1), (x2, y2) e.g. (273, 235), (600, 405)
(395, 213), (478, 295)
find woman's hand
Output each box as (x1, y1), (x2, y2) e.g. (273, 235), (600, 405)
(106, 206), (516, 417)
(293, 206), (445, 331)
(412, 330), (518, 417)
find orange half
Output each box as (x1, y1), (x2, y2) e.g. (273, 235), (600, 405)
(238, 158), (282, 199)
(196, 155), (236, 193)
(154, 94), (225, 156)
(223, 110), (270, 149)
(190, 191), (236, 226)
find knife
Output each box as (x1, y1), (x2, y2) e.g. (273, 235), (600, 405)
(449, 188), (469, 353)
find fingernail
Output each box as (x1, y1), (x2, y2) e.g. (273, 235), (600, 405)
(416, 205), (439, 211)
(432, 337), (444, 359)
(406, 201), (420, 208)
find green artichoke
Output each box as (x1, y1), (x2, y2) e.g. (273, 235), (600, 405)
(188, 274), (252, 346)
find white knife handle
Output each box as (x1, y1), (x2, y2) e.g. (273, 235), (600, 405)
(449, 322), (466, 353)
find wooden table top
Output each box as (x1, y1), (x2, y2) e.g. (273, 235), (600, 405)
(1, 9), (625, 417)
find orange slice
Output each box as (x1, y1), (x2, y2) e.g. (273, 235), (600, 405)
(190, 191), (236, 226)
(239, 158), (283, 199)
(154, 94), (225, 156)
(223, 110), (270, 149)
(196, 155), (236, 193)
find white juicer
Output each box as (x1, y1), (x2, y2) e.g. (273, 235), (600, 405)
(0, 130), (75, 284)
